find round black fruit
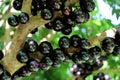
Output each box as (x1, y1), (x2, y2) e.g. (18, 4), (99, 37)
(53, 18), (65, 31)
(16, 50), (29, 63)
(59, 36), (70, 49)
(70, 35), (81, 48)
(89, 46), (101, 59)
(79, 38), (90, 49)
(73, 8), (86, 23)
(18, 66), (31, 77)
(18, 12), (29, 24)
(13, 0), (23, 10)
(40, 56), (53, 66)
(8, 15), (19, 27)
(27, 59), (39, 72)
(102, 37), (115, 54)
(41, 8), (53, 20)
(38, 41), (53, 55)
(62, 26), (72, 35)
(52, 48), (65, 62)
(24, 39), (38, 53)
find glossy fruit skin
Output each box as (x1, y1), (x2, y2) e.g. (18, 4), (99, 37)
(52, 48), (65, 62)
(13, 0), (23, 10)
(8, 15), (19, 27)
(38, 41), (53, 55)
(53, 18), (65, 31)
(92, 58), (103, 71)
(73, 8), (86, 23)
(80, 0), (95, 12)
(0, 71), (11, 80)
(16, 50), (30, 63)
(63, 53), (71, 62)
(93, 72), (111, 80)
(18, 12), (29, 24)
(61, 26), (72, 35)
(26, 59), (39, 72)
(72, 52), (84, 64)
(32, 0), (41, 10)
(79, 38), (90, 49)
(102, 37), (115, 54)
(63, 16), (75, 27)
(30, 28), (38, 34)
(70, 35), (81, 48)
(70, 64), (84, 77)
(89, 46), (101, 59)
(41, 8), (53, 20)
(112, 45), (120, 56)
(93, 72), (105, 80)
(40, 0), (49, 9)
(77, 63), (93, 78)
(40, 56), (53, 66)
(0, 50), (4, 60)
(39, 62), (51, 71)
(59, 36), (70, 49)
(24, 40), (38, 53)
(93, 76), (101, 80)
(52, 59), (61, 68)
(11, 71), (21, 80)
(98, 72), (105, 80)
(45, 21), (53, 29)
(31, 8), (37, 16)
(50, 0), (63, 11)
(18, 66), (31, 77)
(80, 49), (93, 63)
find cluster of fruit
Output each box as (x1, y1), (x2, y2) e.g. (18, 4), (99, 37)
(1, 31), (120, 79)
(69, 35), (103, 78)
(8, 0), (29, 26)
(8, 0), (95, 35)
(102, 28), (120, 56)
(44, 0), (95, 35)
(12, 29), (120, 79)
(8, 12), (29, 27)
(3, 0), (120, 80)
(10, 38), (71, 79)
(69, 28), (120, 79)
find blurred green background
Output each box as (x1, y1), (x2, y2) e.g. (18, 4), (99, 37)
(0, 0), (120, 80)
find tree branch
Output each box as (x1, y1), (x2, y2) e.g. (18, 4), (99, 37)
(0, 0), (79, 75)
(1, 0), (118, 79)
(93, 68), (120, 74)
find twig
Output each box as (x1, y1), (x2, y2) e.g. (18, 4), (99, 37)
(93, 68), (120, 74)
